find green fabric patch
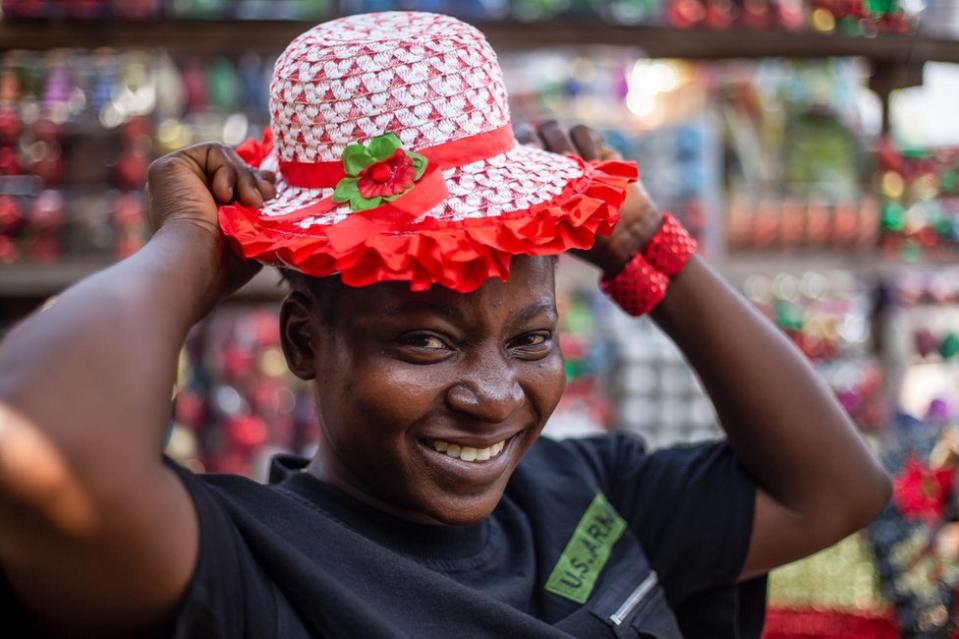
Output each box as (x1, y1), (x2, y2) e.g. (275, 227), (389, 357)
(545, 492), (627, 604)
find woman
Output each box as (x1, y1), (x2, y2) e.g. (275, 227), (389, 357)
(0, 12), (889, 639)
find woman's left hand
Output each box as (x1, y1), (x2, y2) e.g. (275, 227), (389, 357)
(514, 120), (663, 278)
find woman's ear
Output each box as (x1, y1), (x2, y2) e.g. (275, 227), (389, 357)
(280, 291), (318, 380)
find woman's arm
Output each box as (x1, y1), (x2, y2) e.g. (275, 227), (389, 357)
(649, 255), (890, 578)
(522, 121), (891, 579)
(0, 144), (273, 637)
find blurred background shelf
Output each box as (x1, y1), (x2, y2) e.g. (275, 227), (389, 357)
(0, 252), (931, 301)
(0, 261), (286, 301)
(0, 20), (952, 61)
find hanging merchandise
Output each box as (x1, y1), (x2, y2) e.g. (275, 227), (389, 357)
(720, 59), (877, 254)
(809, 0), (911, 35)
(890, 270), (959, 427)
(0, 0), (921, 31)
(741, 270), (884, 430)
(339, 0), (510, 22)
(866, 413), (959, 639)
(169, 304), (318, 478)
(876, 141), (959, 263)
(0, 49), (279, 264)
(605, 312), (721, 449)
(503, 53), (719, 250)
(1, 0), (164, 19)
(544, 275), (619, 438)
(765, 534), (895, 638)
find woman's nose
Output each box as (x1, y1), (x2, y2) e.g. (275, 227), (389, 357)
(445, 361), (525, 424)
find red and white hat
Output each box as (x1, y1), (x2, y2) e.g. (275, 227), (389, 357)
(219, 11), (637, 293)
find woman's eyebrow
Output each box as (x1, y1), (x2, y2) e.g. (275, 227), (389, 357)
(373, 300), (556, 324)
(512, 302), (558, 324)
(380, 300), (462, 320)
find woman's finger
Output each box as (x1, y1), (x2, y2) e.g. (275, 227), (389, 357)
(210, 161), (237, 204)
(537, 120), (575, 155)
(236, 168), (264, 208)
(513, 122), (543, 149)
(256, 174), (277, 201)
(586, 129), (622, 161)
(570, 125), (599, 161)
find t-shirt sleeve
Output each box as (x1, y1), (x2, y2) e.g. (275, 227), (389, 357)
(161, 457), (253, 639)
(0, 565), (44, 637)
(563, 433), (765, 627)
(0, 460), (254, 639)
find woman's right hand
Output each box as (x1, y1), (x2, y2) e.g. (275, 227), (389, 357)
(145, 142), (276, 296)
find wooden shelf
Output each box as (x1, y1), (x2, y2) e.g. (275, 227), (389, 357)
(0, 262), (287, 302)
(0, 253), (920, 303)
(0, 19), (953, 62)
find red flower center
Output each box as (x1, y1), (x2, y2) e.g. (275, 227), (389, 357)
(356, 150), (417, 199)
(369, 162), (392, 184)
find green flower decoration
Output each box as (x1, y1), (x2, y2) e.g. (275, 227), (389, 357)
(332, 133), (429, 212)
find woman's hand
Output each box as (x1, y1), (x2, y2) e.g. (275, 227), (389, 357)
(514, 120), (663, 278)
(145, 142), (276, 296)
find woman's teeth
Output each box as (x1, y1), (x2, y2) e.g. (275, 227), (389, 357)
(432, 439), (506, 462)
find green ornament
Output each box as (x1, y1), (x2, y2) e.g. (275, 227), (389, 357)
(564, 359), (582, 381)
(207, 58), (241, 111)
(564, 304), (595, 335)
(774, 301), (804, 332)
(940, 332), (959, 360)
(881, 201), (906, 232)
(901, 241), (923, 263)
(941, 170), (959, 196)
(935, 216), (953, 238)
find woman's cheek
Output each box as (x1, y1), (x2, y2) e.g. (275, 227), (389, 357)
(352, 362), (445, 434)
(532, 352), (567, 416)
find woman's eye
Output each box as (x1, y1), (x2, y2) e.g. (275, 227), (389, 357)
(403, 334), (449, 350)
(512, 332), (551, 351)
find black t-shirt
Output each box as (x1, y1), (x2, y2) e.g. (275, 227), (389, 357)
(2, 434), (766, 638)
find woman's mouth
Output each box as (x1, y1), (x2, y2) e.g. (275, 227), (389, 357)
(415, 433), (522, 484)
(429, 438), (508, 463)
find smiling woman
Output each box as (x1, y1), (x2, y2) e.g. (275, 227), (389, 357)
(283, 256), (565, 526)
(0, 10), (889, 639)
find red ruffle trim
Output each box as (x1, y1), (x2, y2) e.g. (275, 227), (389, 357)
(218, 157), (638, 293)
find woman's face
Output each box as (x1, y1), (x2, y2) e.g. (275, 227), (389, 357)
(282, 256), (565, 525)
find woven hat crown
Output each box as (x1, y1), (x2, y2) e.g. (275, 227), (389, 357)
(269, 12), (511, 164)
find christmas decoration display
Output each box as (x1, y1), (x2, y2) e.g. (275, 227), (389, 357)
(877, 141), (959, 263)
(1, 0), (918, 33)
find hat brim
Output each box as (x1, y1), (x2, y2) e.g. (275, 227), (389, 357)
(218, 143), (638, 293)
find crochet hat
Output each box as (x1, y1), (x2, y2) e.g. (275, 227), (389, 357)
(219, 11), (638, 293)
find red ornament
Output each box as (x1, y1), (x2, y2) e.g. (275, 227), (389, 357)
(356, 149), (417, 199)
(876, 140), (903, 172)
(116, 148), (150, 189)
(0, 146), (20, 175)
(0, 195), (23, 234)
(228, 415), (268, 450)
(668, 0), (706, 28)
(0, 236), (18, 263)
(0, 107), (21, 143)
(893, 455), (954, 523)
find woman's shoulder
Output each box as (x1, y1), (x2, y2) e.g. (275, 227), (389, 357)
(518, 432), (650, 484)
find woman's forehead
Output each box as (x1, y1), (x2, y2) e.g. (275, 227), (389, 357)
(336, 256), (557, 323)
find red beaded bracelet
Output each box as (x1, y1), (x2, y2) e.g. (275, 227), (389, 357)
(600, 213), (697, 317)
(599, 253), (669, 317)
(643, 213), (698, 276)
